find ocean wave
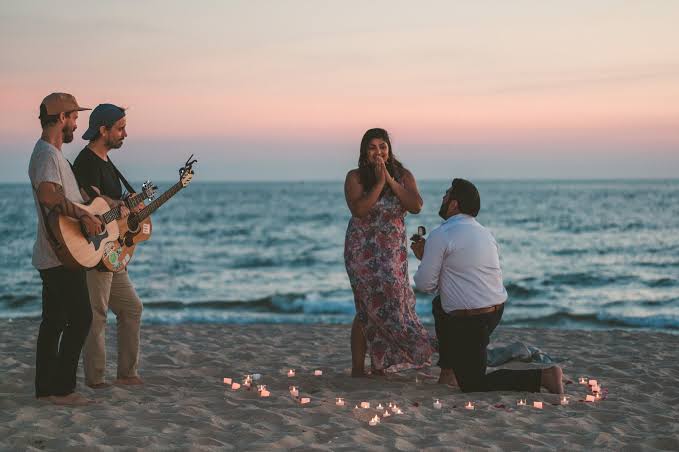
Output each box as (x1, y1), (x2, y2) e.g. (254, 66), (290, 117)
(541, 272), (633, 288)
(505, 282), (542, 299)
(505, 311), (679, 330)
(144, 292), (355, 315)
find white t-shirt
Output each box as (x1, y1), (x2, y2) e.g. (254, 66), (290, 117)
(413, 214), (508, 313)
(28, 139), (84, 270)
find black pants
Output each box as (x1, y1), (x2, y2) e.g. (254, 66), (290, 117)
(432, 296), (541, 393)
(35, 266), (92, 397)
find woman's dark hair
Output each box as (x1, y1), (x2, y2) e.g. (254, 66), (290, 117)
(450, 178), (481, 217)
(357, 128), (405, 193)
(39, 104), (73, 129)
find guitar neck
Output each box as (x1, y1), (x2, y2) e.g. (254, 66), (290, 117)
(135, 181), (184, 222)
(125, 191), (147, 208)
(99, 191), (147, 225)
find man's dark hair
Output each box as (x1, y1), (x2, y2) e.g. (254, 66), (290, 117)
(39, 104), (72, 129)
(450, 178), (480, 217)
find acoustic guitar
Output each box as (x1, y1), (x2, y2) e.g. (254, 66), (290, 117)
(100, 155), (196, 272)
(47, 181), (157, 270)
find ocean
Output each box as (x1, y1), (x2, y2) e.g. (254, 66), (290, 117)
(2, 180), (678, 331)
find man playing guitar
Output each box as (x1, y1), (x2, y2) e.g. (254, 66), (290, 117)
(73, 104), (145, 388)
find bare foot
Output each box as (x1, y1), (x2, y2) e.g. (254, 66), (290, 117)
(540, 366), (564, 394)
(438, 368), (458, 386)
(87, 382), (111, 389)
(47, 393), (93, 406)
(114, 376), (144, 385)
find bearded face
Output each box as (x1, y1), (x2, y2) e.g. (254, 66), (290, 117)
(62, 123), (75, 143)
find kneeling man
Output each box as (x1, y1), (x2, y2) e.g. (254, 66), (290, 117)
(411, 178), (562, 393)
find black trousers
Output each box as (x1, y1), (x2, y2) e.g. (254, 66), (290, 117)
(35, 266), (92, 397)
(432, 296), (541, 393)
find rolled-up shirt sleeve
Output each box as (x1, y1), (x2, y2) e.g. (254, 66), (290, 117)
(414, 230), (448, 293)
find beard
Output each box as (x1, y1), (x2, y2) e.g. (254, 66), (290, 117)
(62, 125), (74, 143)
(106, 137), (124, 149)
(438, 198), (451, 220)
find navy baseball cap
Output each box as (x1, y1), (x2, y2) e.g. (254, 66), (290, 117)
(82, 103), (126, 140)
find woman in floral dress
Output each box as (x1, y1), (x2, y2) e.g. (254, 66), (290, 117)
(344, 128), (435, 376)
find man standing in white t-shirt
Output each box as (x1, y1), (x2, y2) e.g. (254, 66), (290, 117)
(411, 178), (563, 394)
(28, 93), (103, 405)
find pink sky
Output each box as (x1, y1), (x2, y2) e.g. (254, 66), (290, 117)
(1, 1), (678, 181)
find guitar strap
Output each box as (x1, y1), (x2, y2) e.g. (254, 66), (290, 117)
(108, 158), (136, 195)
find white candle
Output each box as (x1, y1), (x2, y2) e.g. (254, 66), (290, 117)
(223, 377), (232, 385)
(376, 403), (384, 411)
(560, 396), (569, 405)
(465, 401), (474, 410)
(231, 383), (241, 390)
(360, 401), (370, 409)
(586, 394), (596, 402)
(517, 399), (527, 406)
(533, 401), (543, 409)
(368, 416), (379, 426)
(433, 399), (442, 410)
(287, 369), (296, 377)
(336, 398), (345, 406)
(383, 410), (391, 417)
(395, 408), (403, 415)
(314, 370), (323, 376)
(300, 397), (311, 404)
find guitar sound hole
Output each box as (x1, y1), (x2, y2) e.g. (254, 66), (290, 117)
(127, 219), (140, 233)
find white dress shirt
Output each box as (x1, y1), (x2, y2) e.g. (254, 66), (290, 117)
(413, 214), (508, 313)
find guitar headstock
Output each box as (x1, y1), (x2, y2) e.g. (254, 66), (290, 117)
(179, 154), (197, 188)
(141, 180), (158, 201)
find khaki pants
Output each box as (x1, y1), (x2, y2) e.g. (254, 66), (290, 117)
(83, 269), (143, 385)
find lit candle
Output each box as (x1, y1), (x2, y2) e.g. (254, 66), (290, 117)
(289, 386), (299, 397)
(579, 377), (588, 385)
(257, 385), (267, 393)
(314, 370), (323, 376)
(300, 397), (311, 404)
(223, 378), (232, 385)
(368, 416), (380, 426)
(287, 369), (296, 377)
(382, 410), (391, 418)
(433, 399), (442, 410)
(465, 401), (474, 410)
(517, 399), (527, 406)
(354, 405), (359, 410)
(595, 392), (602, 400)
(560, 396), (569, 405)
(376, 403), (384, 411)
(360, 401), (370, 409)
(533, 401), (543, 409)
(585, 395), (596, 402)
(336, 397), (345, 406)
(395, 408), (403, 415)
(231, 382), (241, 390)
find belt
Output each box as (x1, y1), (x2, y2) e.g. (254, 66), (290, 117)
(448, 303), (504, 318)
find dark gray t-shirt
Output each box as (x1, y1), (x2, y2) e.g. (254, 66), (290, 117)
(28, 139), (84, 270)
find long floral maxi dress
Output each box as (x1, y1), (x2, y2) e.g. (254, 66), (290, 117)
(344, 183), (435, 372)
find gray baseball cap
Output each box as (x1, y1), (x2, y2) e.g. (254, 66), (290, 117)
(82, 103), (126, 141)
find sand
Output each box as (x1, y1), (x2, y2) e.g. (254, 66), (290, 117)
(1, 320), (678, 451)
